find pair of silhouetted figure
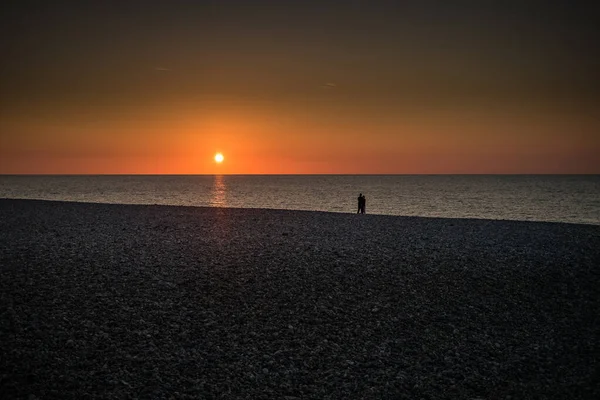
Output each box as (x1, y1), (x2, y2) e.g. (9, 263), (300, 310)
(357, 193), (366, 214)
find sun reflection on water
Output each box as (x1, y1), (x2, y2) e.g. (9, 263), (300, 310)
(209, 175), (227, 207)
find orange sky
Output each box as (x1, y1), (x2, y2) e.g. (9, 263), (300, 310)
(1, 1), (599, 174)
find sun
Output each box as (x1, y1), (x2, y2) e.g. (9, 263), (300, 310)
(214, 153), (224, 163)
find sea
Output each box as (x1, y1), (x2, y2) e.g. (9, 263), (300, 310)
(1, 175), (599, 225)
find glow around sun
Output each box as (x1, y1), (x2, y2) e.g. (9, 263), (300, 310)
(214, 153), (224, 163)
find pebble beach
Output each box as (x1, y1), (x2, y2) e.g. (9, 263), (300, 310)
(1, 199), (599, 399)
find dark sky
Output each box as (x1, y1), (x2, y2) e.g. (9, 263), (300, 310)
(1, 0), (599, 173)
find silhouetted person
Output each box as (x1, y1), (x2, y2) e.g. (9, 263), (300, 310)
(357, 193), (366, 214)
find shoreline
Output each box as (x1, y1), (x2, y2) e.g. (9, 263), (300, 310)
(1, 199), (599, 398)
(2, 197), (598, 228)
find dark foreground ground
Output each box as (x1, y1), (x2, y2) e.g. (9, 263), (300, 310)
(1, 199), (599, 399)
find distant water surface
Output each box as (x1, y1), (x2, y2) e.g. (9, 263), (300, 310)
(1, 175), (599, 225)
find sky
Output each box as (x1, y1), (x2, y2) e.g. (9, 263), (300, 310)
(1, 0), (599, 174)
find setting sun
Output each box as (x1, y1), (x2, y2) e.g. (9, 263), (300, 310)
(214, 153), (224, 163)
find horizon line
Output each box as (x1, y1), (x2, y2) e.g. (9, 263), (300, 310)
(2, 173), (599, 177)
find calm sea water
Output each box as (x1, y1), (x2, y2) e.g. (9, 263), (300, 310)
(1, 175), (599, 225)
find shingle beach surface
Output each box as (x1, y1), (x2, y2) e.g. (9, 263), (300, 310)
(1, 199), (599, 399)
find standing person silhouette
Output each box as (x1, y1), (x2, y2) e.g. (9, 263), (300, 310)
(357, 193), (366, 214)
